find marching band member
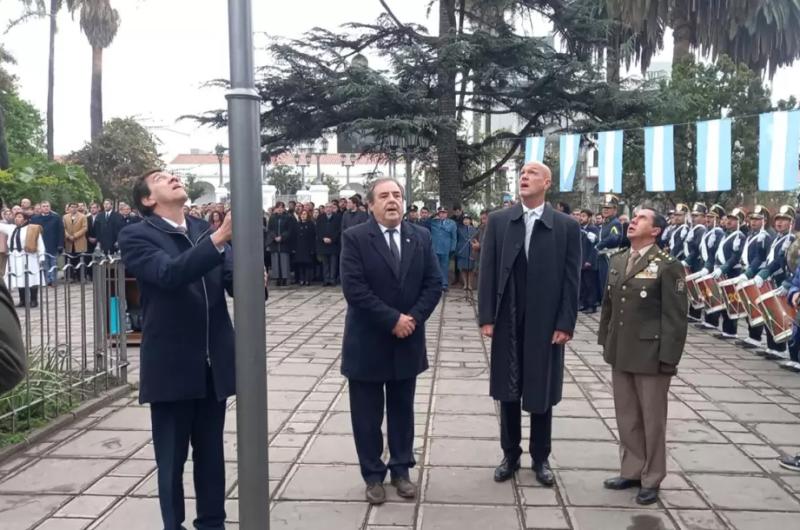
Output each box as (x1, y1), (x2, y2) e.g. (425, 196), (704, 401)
(737, 206), (772, 349)
(668, 204), (690, 262)
(755, 205), (796, 360)
(683, 203), (707, 321)
(711, 209), (747, 339)
(697, 205), (726, 330)
(596, 194), (623, 297)
(660, 210), (677, 251)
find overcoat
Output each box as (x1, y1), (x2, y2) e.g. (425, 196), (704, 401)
(478, 203), (581, 413)
(63, 212), (88, 254)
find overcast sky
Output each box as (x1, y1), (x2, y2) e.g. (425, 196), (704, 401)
(2, 0), (798, 162)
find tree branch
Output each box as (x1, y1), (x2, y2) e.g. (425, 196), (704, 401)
(462, 117), (541, 188)
(378, 0), (437, 44)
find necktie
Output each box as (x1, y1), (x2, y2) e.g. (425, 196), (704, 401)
(626, 249), (640, 276)
(386, 228), (401, 273)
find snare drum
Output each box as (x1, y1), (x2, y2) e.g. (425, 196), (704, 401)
(756, 288), (797, 343)
(685, 271), (706, 310)
(698, 275), (725, 314)
(718, 277), (748, 319)
(736, 279), (770, 327)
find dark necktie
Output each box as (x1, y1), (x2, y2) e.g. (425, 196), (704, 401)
(386, 228), (400, 273)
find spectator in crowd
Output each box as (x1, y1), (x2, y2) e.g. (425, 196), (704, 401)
(119, 169), (242, 530)
(0, 202), (7, 278)
(209, 211), (225, 232)
(417, 207), (432, 230)
(578, 208), (600, 313)
(95, 199), (123, 254)
(287, 201), (297, 219)
(339, 177), (442, 504)
(456, 214), (479, 290)
(294, 209), (317, 285)
(267, 201), (295, 286)
(119, 203), (141, 228)
(312, 208), (320, 221)
(358, 203), (368, 213)
(63, 202), (88, 281)
(1, 212), (45, 307)
(19, 198), (32, 215)
(471, 210), (489, 279)
(594, 213), (604, 227)
(338, 197), (348, 213)
(31, 200), (64, 286)
(556, 201), (571, 214)
(450, 204), (465, 286)
(316, 201), (342, 286)
(430, 207), (457, 291)
(2, 207), (12, 224)
(77, 202), (87, 215)
(341, 195), (369, 233)
(0, 280), (26, 393)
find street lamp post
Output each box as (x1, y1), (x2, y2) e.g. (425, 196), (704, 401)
(214, 144), (227, 189)
(312, 138), (329, 184)
(340, 153), (356, 186)
(225, 0), (268, 528)
(293, 149), (310, 188)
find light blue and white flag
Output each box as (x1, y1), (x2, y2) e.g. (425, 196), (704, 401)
(559, 134), (581, 192)
(597, 130), (623, 193)
(759, 110), (800, 191)
(524, 136), (545, 163)
(696, 118), (732, 192)
(644, 125), (675, 192)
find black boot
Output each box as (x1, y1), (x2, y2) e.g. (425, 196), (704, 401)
(30, 286), (38, 308)
(16, 289), (26, 308)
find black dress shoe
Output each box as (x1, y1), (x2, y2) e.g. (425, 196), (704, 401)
(365, 482), (386, 505)
(636, 487), (659, 505)
(493, 458), (520, 482)
(603, 476), (641, 490)
(533, 461), (555, 487)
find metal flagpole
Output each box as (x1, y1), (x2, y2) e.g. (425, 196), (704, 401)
(226, 0), (269, 528)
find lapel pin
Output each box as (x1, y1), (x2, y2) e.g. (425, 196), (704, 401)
(406, 238), (411, 243)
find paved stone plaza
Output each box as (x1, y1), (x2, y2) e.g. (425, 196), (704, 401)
(3, 286), (800, 529)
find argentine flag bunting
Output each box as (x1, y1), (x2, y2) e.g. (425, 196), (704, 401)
(644, 125), (676, 192)
(696, 118), (732, 192)
(759, 110), (800, 191)
(597, 130), (623, 193)
(524, 136), (545, 163)
(559, 134), (581, 192)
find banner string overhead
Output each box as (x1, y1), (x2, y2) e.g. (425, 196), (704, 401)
(525, 136), (546, 163)
(645, 125), (676, 192)
(696, 118), (732, 192)
(597, 130), (623, 193)
(559, 134), (581, 192)
(759, 110), (800, 191)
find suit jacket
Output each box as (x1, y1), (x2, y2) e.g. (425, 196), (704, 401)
(340, 219), (442, 382)
(87, 214), (98, 251)
(63, 213), (88, 254)
(95, 210), (123, 252)
(598, 246), (688, 374)
(477, 203), (581, 413)
(0, 280), (25, 393)
(118, 215), (236, 404)
(316, 213), (342, 255)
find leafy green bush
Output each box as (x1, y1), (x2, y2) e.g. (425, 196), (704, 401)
(0, 156), (101, 211)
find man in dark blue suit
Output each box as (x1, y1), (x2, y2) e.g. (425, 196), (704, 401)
(340, 178), (442, 505)
(118, 170), (238, 530)
(578, 208), (600, 313)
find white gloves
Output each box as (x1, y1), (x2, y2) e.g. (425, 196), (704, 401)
(754, 275), (764, 288)
(776, 286), (788, 297)
(712, 269), (723, 279)
(699, 268), (709, 276)
(681, 261), (689, 268)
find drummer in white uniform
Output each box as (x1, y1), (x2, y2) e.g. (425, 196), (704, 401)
(696, 205), (726, 330)
(711, 209), (747, 339)
(736, 206), (772, 349)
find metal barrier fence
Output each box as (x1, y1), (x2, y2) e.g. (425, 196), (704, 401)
(1, 251), (130, 435)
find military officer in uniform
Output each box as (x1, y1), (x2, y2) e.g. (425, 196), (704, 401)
(596, 194), (623, 298)
(737, 206), (772, 349)
(599, 207), (688, 506)
(659, 210), (677, 251)
(683, 203), (707, 322)
(668, 204), (690, 262)
(711, 209), (747, 339)
(697, 205), (726, 330)
(755, 205), (796, 360)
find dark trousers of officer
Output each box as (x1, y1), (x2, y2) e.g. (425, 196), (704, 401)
(597, 255), (610, 300)
(150, 369), (227, 530)
(688, 306), (702, 320)
(766, 328), (787, 352)
(580, 268), (598, 309)
(348, 378), (416, 483)
(749, 323), (764, 342)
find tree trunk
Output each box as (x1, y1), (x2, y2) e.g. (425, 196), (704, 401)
(671, 0), (693, 68)
(90, 46), (103, 140)
(0, 103), (9, 170)
(46, 0), (57, 160)
(606, 30), (621, 86)
(436, 0), (461, 209)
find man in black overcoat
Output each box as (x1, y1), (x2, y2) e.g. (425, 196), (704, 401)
(340, 178), (442, 505)
(478, 161), (581, 487)
(316, 201), (342, 286)
(95, 199), (123, 254)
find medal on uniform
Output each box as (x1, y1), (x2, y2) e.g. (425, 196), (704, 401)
(640, 290), (648, 298)
(647, 262), (658, 275)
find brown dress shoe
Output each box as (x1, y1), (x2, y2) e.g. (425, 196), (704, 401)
(391, 477), (417, 499)
(365, 482), (386, 505)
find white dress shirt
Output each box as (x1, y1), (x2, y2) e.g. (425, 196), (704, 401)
(521, 203), (544, 259)
(377, 222), (401, 259)
(161, 216), (224, 253)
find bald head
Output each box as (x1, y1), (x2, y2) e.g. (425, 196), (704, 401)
(519, 162), (552, 203)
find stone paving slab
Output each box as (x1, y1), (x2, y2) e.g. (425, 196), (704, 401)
(3, 286), (800, 528)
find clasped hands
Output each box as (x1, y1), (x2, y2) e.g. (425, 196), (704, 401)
(393, 314), (417, 339)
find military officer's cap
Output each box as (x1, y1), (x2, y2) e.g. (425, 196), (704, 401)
(749, 204), (770, 221)
(691, 203), (708, 215)
(775, 205), (796, 221)
(709, 204), (726, 218)
(602, 194), (620, 208)
(673, 203), (689, 215)
(727, 208), (747, 224)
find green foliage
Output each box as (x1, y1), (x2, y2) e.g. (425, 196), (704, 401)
(67, 117), (161, 201)
(0, 89), (44, 160)
(266, 164), (303, 195)
(184, 175), (207, 202)
(0, 156), (101, 210)
(322, 174), (341, 196)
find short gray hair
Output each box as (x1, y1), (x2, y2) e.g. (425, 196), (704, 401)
(366, 177), (405, 204)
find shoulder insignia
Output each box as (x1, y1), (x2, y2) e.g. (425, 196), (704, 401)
(676, 278), (686, 294)
(610, 226), (619, 235)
